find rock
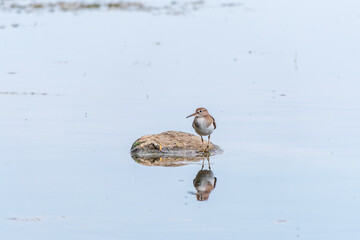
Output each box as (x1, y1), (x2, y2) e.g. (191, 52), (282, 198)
(130, 131), (222, 167)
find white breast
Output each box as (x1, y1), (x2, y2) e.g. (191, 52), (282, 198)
(193, 117), (215, 136)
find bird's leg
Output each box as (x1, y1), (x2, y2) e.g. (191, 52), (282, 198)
(207, 156), (211, 170)
(200, 136), (206, 152)
(205, 135), (210, 151)
(201, 158), (205, 170)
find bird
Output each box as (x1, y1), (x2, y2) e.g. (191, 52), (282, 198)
(186, 107), (216, 151)
(193, 157), (217, 201)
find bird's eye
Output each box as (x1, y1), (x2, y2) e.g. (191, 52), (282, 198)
(199, 110), (202, 112)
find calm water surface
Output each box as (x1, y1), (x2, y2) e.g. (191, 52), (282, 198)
(1, 0), (360, 239)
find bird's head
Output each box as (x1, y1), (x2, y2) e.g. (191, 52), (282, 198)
(186, 107), (208, 118)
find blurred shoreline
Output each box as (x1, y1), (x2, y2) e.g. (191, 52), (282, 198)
(0, 0), (241, 14)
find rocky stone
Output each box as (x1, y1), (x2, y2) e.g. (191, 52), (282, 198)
(130, 131), (222, 167)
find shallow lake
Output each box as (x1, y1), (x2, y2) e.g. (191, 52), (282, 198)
(1, 0), (360, 239)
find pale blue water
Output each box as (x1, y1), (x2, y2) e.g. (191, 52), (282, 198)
(1, 1), (360, 239)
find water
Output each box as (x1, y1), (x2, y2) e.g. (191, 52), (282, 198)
(1, 0), (360, 239)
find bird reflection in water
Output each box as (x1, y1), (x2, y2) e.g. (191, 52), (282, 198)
(192, 156), (217, 201)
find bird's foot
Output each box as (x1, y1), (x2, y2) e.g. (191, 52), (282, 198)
(205, 144), (210, 151)
(200, 148), (211, 157)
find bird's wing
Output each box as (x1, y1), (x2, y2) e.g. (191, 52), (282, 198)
(192, 120), (198, 129)
(212, 116), (216, 129)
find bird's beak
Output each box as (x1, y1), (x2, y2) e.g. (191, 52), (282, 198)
(186, 113), (196, 118)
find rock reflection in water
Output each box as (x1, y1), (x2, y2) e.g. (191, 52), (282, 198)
(192, 156), (217, 201)
(131, 155), (205, 167)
